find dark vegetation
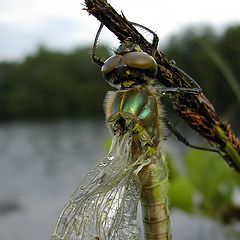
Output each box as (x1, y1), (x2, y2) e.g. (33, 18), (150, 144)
(0, 46), (110, 120)
(0, 25), (239, 128)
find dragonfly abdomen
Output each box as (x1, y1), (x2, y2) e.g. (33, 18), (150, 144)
(139, 160), (171, 240)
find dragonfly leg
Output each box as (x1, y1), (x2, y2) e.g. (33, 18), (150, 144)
(130, 22), (159, 56)
(169, 59), (202, 91)
(161, 86), (202, 95)
(91, 22), (104, 66)
(164, 59), (203, 94)
(164, 119), (220, 153)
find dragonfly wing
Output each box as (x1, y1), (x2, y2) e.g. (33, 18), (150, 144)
(51, 133), (141, 240)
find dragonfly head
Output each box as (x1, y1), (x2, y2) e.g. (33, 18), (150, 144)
(101, 38), (158, 89)
(115, 37), (142, 55)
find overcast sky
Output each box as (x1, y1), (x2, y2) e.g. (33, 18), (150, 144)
(0, 0), (239, 61)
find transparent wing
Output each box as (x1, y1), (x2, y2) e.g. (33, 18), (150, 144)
(51, 133), (141, 240)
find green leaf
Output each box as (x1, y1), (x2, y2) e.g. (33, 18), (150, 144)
(169, 175), (194, 212)
(185, 150), (237, 207)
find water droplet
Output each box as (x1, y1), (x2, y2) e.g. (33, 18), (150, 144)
(70, 203), (76, 210)
(108, 155), (114, 161)
(125, 196), (130, 200)
(169, 59), (176, 65)
(51, 235), (58, 240)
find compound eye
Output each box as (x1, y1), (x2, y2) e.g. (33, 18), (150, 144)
(101, 55), (122, 75)
(123, 52), (158, 76)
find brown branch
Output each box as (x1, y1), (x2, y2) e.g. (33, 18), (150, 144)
(84, 0), (240, 171)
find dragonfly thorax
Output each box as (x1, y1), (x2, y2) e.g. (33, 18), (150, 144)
(101, 41), (158, 89)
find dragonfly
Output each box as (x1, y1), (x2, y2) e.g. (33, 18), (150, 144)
(51, 22), (217, 240)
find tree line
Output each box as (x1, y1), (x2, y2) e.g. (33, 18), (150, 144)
(0, 25), (239, 130)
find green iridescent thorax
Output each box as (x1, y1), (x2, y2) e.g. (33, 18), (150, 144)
(105, 86), (163, 149)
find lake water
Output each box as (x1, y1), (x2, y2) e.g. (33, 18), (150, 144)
(0, 120), (237, 240)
